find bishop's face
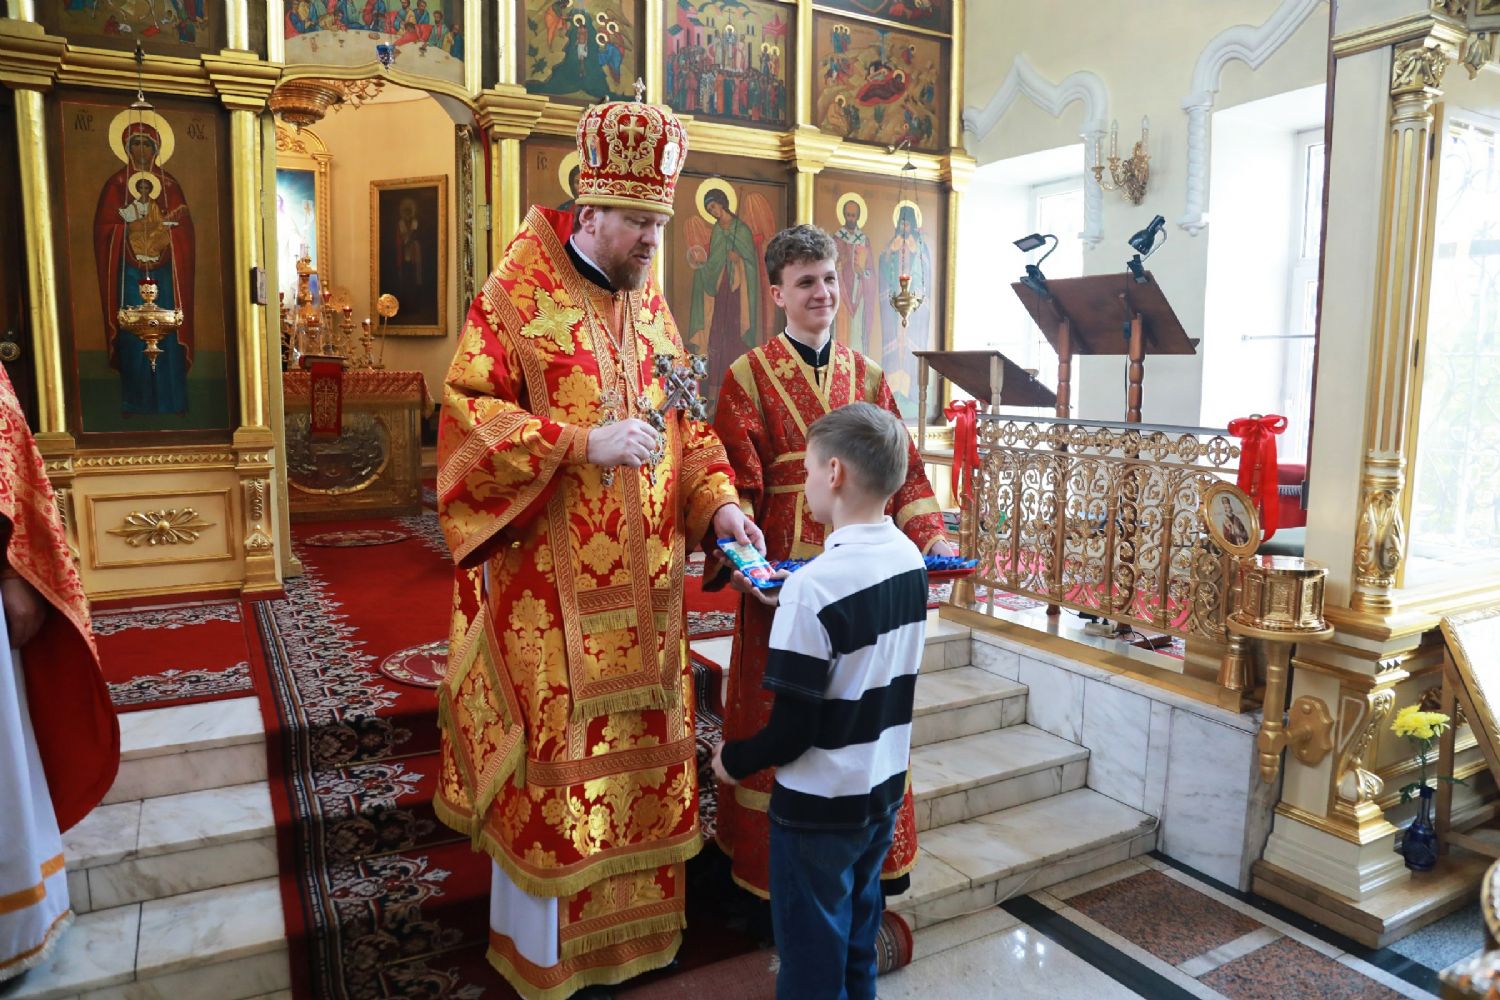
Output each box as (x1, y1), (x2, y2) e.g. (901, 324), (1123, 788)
(579, 206), (668, 291)
(842, 202), (860, 230)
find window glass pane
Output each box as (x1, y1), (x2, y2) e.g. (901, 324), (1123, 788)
(1301, 142), (1325, 261)
(1409, 120), (1500, 573)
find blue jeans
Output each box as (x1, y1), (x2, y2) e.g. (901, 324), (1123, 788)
(769, 812), (896, 1000)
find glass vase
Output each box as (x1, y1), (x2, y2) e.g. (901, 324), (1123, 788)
(1400, 785), (1439, 872)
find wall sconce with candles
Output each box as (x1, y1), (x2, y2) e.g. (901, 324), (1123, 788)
(1093, 117), (1151, 205)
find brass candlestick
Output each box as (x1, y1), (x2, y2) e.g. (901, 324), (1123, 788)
(116, 276), (184, 372)
(358, 318), (375, 370)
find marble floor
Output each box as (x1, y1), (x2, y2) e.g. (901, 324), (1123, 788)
(874, 854), (1463, 1000)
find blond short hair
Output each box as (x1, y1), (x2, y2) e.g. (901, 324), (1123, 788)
(805, 402), (909, 500)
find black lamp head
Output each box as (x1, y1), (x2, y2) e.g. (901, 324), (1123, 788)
(1127, 215), (1166, 256)
(1013, 233), (1047, 252)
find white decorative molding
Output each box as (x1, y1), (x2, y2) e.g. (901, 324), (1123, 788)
(1179, 0), (1327, 235)
(964, 56), (1109, 247)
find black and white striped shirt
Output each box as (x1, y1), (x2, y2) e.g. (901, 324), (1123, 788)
(721, 518), (928, 830)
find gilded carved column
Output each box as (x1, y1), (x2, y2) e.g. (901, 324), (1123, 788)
(1349, 39), (1448, 614)
(206, 52), (281, 593)
(477, 88), (546, 268)
(790, 128), (840, 226)
(943, 154), (975, 358)
(0, 22), (68, 450)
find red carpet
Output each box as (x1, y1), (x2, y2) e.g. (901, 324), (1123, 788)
(93, 599), (256, 712)
(251, 509), (763, 999)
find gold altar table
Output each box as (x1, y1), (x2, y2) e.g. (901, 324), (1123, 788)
(283, 369), (429, 520)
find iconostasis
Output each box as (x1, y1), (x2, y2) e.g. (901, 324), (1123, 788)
(0, 0), (966, 601)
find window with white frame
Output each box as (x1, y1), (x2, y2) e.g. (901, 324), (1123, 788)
(1408, 115), (1500, 577)
(1013, 177), (1084, 384)
(1280, 128), (1323, 461)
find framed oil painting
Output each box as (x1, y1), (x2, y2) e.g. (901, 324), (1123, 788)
(283, 0), (469, 87)
(40, 0), (223, 56)
(273, 124), (332, 309)
(665, 0), (793, 129)
(54, 92), (236, 438)
(370, 175), (448, 336)
(813, 0), (951, 34)
(521, 0), (645, 104)
(812, 12), (948, 153)
(663, 152), (791, 409)
(814, 168), (945, 420)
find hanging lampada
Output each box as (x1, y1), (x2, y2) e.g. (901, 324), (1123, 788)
(888, 141), (923, 328)
(114, 41), (182, 372)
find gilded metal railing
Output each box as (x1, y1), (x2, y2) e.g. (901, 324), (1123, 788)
(955, 414), (1242, 647)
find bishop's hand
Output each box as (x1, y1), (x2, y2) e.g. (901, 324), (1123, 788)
(1, 575), (47, 648)
(587, 418), (659, 468)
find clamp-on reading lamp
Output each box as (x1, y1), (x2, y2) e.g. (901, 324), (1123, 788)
(1125, 214), (1166, 284)
(1014, 232), (1059, 299)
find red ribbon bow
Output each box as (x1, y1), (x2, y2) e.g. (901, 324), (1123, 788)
(1227, 413), (1287, 543)
(945, 399), (981, 499)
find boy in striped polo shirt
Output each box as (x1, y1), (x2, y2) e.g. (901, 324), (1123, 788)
(712, 402), (928, 1000)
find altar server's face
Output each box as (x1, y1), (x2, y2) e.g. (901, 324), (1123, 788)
(771, 257), (840, 337)
(578, 206), (667, 291)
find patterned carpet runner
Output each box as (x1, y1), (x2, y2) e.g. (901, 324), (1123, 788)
(250, 510), (763, 999)
(93, 599), (257, 712)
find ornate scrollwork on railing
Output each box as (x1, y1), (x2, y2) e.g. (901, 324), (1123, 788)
(960, 415), (1241, 644)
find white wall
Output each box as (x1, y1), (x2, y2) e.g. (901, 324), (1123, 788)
(1199, 86), (1323, 434)
(962, 0), (1331, 426)
(953, 145), (1081, 396)
(301, 89), (467, 401)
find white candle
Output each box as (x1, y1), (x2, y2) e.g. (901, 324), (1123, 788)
(1141, 116), (1150, 145)
(1110, 119), (1118, 157)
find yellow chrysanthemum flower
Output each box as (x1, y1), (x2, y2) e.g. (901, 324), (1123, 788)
(1391, 704), (1450, 741)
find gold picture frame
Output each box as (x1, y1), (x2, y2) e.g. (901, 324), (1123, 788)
(274, 123), (332, 306)
(1202, 481), (1260, 558)
(370, 175), (449, 337)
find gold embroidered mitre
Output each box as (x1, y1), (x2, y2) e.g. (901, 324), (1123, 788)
(575, 99), (688, 217)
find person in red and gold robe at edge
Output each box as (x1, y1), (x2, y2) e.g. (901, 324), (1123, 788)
(0, 366), (119, 981)
(711, 223), (953, 908)
(433, 93), (764, 999)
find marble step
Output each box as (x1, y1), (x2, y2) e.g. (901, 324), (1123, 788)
(911, 667), (1027, 748)
(918, 613), (972, 674)
(910, 725), (1089, 832)
(103, 698), (266, 805)
(891, 788), (1157, 930)
(10, 877), (289, 1000)
(63, 783), (276, 914)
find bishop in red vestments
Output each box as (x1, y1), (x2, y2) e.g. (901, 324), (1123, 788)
(434, 97), (762, 1000)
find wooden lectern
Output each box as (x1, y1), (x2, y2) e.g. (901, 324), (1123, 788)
(1010, 271), (1195, 421)
(912, 349), (1057, 453)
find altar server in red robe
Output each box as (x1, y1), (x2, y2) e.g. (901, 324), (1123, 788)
(0, 365), (119, 980)
(710, 223), (952, 903)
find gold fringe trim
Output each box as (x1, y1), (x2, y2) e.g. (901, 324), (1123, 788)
(470, 823), (704, 900)
(486, 930), (681, 1000)
(569, 684), (669, 724)
(434, 694), (526, 849)
(559, 910), (687, 962)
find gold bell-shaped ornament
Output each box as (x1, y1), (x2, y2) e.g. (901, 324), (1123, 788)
(116, 275), (183, 372)
(889, 273), (923, 329)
